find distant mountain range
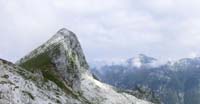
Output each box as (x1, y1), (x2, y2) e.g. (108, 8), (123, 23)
(91, 54), (200, 104)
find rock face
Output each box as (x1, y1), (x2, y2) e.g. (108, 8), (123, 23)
(0, 28), (152, 104)
(0, 59), (82, 104)
(17, 28), (89, 91)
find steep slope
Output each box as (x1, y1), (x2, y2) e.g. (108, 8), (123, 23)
(0, 59), (83, 104)
(15, 28), (152, 104)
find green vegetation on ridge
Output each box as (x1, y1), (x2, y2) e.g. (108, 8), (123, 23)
(19, 45), (67, 90)
(18, 45), (93, 104)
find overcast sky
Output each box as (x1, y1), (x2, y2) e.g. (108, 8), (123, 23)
(1, 0), (200, 64)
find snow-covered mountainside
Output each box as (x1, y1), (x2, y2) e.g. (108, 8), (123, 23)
(91, 54), (159, 70)
(126, 54), (159, 68)
(0, 28), (152, 104)
(92, 55), (200, 104)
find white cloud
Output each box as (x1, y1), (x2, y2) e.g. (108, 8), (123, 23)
(1, 0), (200, 63)
(188, 52), (199, 58)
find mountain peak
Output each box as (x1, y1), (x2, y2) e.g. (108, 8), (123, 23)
(136, 54), (156, 60)
(17, 28), (89, 90)
(127, 54), (157, 68)
(55, 28), (74, 37)
(47, 28), (78, 46)
(138, 54), (147, 57)
(58, 28), (70, 32)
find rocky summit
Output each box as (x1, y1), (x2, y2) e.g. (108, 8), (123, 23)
(0, 28), (152, 104)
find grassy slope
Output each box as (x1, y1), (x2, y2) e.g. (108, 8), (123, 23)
(18, 45), (92, 104)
